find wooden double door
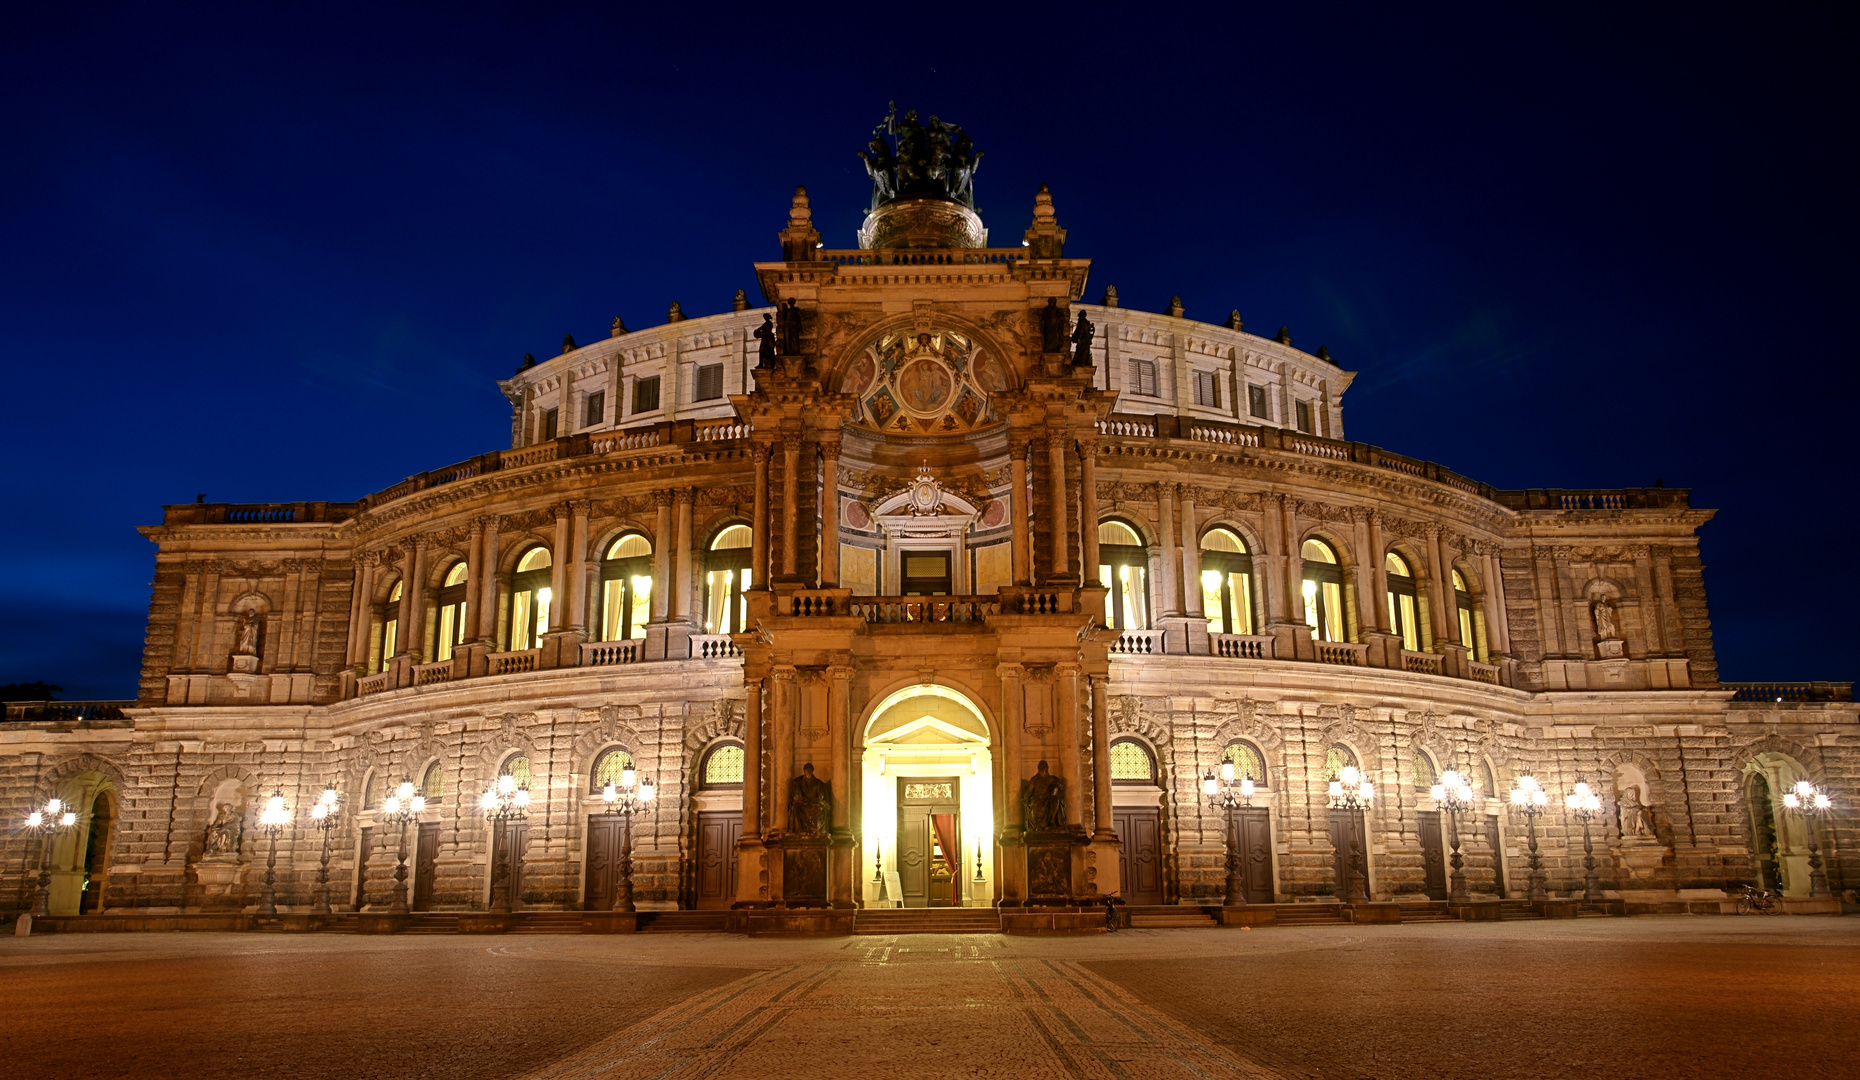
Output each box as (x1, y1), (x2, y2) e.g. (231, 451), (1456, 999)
(1329, 809), (1370, 900)
(1416, 811), (1449, 901)
(1224, 807), (1275, 904)
(694, 812), (741, 909)
(412, 822), (441, 910)
(1113, 807), (1165, 904)
(897, 777), (960, 907)
(491, 820), (528, 910)
(583, 815), (629, 911)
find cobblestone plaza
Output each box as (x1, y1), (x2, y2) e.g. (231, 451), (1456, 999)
(4, 919), (1856, 1080)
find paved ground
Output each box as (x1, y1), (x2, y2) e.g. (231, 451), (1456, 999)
(2, 918), (1855, 1079)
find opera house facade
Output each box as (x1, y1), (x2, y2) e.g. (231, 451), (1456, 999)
(4, 114), (1853, 931)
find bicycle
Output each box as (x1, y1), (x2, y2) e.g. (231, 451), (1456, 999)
(1735, 885), (1783, 915)
(1102, 893), (1121, 933)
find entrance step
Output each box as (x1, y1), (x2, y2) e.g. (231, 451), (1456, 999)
(1397, 901), (1457, 924)
(404, 914), (460, 934)
(1273, 904), (1351, 926)
(638, 911), (731, 933)
(855, 908), (1002, 934)
(510, 912), (586, 933)
(1124, 905), (1218, 929)
(1499, 900), (1545, 920)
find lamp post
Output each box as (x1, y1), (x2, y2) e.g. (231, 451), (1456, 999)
(23, 798), (79, 918)
(257, 789), (292, 916)
(1565, 779), (1604, 905)
(380, 778), (425, 915)
(1430, 768), (1477, 904)
(1202, 759), (1256, 905)
(599, 766), (655, 912)
(1327, 766), (1375, 902)
(481, 773), (531, 914)
(1781, 780), (1833, 898)
(1509, 771), (1550, 903)
(308, 784), (340, 915)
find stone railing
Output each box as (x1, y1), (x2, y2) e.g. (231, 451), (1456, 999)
(2, 700), (132, 724)
(1097, 416), (1156, 438)
(487, 649), (541, 675)
(582, 640), (644, 666)
(589, 429), (661, 453)
(1724, 681), (1854, 703)
(999, 588), (1072, 615)
(816, 248), (1029, 267)
(1401, 649), (1443, 675)
(1467, 659), (1501, 685)
(499, 443), (558, 469)
(1211, 634), (1274, 659)
(854, 597), (998, 624)
(786, 591), (847, 617)
(356, 671), (394, 697)
(1315, 641), (1369, 667)
(690, 634), (742, 659)
(1109, 628), (1162, 654)
(413, 660), (453, 686)
(694, 420), (750, 442)
(1186, 421), (1261, 447)
(1283, 434), (1354, 461)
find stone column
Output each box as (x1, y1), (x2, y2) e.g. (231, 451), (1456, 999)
(463, 520), (484, 635)
(743, 679), (763, 838)
(1368, 512), (1390, 632)
(651, 491), (673, 621)
(567, 500), (590, 632)
(751, 443), (770, 588)
(550, 505), (572, 627)
(1010, 439), (1032, 586)
(397, 542), (422, 659)
(1261, 495), (1288, 623)
(1180, 489), (1202, 617)
(827, 664), (854, 907)
(1058, 662), (1083, 827)
(1481, 544), (1510, 657)
(1047, 431), (1069, 577)
(346, 557), (372, 669)
(674, 488), (695, 622)
(1653, 546), (1680, 661)
(1282, 496), (1302, 624)
(1429, 526), (1459, 646)
(477, 516), (501, 643)
(997, 663), (1025, 904)
(1078, 437), (1100, 578)
(1156, 484), (1180, 616)
(781, 436), (801, 579)
(1632, 545), (1662, 656)
(771, 668), (796, 833)
(819, 439), (840, 588)
(1090, 675), (1114, 841)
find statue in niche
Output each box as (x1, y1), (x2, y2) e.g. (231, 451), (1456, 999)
(776, 299), (803, 357)
(1021, 759), (1067, 833)
(1070, 310), (1095, 366)
(1592, 597), (1620, 641)
(753, 314), (778, 370)
(788, 762), (831, 839)
(233, 610), (260, 656)
(203, 802), (244, 858)
(1619, 786), (1652, 839)
(1038, 298), (1069, 354)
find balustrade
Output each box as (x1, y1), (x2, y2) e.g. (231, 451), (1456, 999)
(1210, 634), (1274, 659)
(1401, 649), (1443, 675)
(2, 700), (131, 723)
(1111, 629), (1162, 654)
(582, 640), (643, 667)
(1467, 660), (1501, 685)
(413, 660), (453, 686)
(356, 671), (393, 696)
(590, 429), (660, 453)
(1724, 681), (1854, 703)
(693, 420), (750, 442)
(1314, 641), (1369, 666)
(498, 444), (557, 469)
(487, 649), (540, 675)
(690, 634), (742, 659)
(853, 597), (998, 624)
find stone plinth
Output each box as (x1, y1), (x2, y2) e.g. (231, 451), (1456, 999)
(1001, 908), (1104, 935)
(456, 913), (512, 933)
(1452, 901), (1504, 921)
(728, 909), (854, 936)
(1346, 902), (1403, 924)
(581, 912), (638, 933)
(357, 913), (410, 934)
(1219, 905), (1277, 927)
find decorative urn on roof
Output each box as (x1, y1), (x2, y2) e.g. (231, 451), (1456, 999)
(855, 103), (988, 250)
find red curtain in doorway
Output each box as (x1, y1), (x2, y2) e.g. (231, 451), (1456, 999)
(930, 813), (959, 906)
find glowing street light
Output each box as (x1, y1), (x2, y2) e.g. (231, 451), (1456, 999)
(380, 778), (425, 915)
(1509, 771), (1551, 903)
(1430, 768), (1478, 904)
(1202, 758), (1257, 906)
(256, 789), (292, 916)
(1327, 765), (1374, 902)
(1781, 780), (1833, 898)
(482, 773), (531, 914)
(1565, 780), (1605, 904)
(308, 783), (341, 915)
(599, 766), (655, 912)
(23, 797), (78, 918)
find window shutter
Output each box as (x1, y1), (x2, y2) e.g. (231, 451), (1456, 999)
(633, 376), (661, 415)
(1128, 358), (1158, 397)
(584, 390), (605, 429)
(695, 363), (723, 401)
(1193, 370), (1218, 407)
(1295, 400), (1313, 433)
(541, 408), (559, 440)
(1248, 384), (1269, 420)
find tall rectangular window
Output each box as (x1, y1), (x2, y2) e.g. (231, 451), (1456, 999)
(694, 363), (723, 401)
(633, 375), (661, 415)
(1192, 370), (1219, 407)
(540, 407), (559, 440)
(583, 390), (605, 429)
(1127, 358), (1158, 397)
(1295, 400), (1313, 433)
(1248, 384), (1270, 420)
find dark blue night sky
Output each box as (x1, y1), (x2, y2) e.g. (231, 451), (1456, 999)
(2, 5), (1852, 698)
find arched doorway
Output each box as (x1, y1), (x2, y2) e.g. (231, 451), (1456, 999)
(77, 789), (116, 913)
(861, 685), (994, 908)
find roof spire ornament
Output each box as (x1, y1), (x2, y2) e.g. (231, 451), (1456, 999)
(732, 289), (749, 312)
(667, 301), (686, 323)
(611, 316), (628, 337)
(562, 333), (577, 354)
(1226, 310), (1243, 330)
(854, 106), (988, 250)
(1166, 296), (1185, 318)
(779, 185), (822, 261)
(1023, 183), (1066, 259)
(1101, 285), (1120, 308)
(1276, 326), (1292, 345)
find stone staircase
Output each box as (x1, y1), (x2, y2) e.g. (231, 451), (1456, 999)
(509, 911), (584, 933)
(404, 913), (460, 934)
(1397, 901), (1457, 924)
(639, 911), (731, 933)
(854, 908), (1003, 934)
(1124, 905), (1218, 929)
(1273, 903), (1351, 927)
(1499, 899), (1545, 921)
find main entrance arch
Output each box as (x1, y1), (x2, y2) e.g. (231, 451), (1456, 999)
(860, 685), (994, 908)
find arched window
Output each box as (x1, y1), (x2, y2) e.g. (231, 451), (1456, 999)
(600, 533), (653, 642)
(510, 547), (552, 651)
(1301, 539), (1346, 643)
(1386, 553), (1421, 652)
(423, 761), (445, 799)
(1324, 744), (1357, 779)
(1200, 528), (1254, 636)
(591, 747), (634, 792)
(1223, 741), (1266, 784)
(1109, 739), (1156, 784)
(704, 525), (752, 635)
(1098, 520), (1149, 630)
(701, 743), (745, 788)
(377, 581), (403, 672)
(435, 562), (469, 662)
(1480, 758), (1497, 796)
(501, 755), (532, 788)
(1452, 569), (1484, 661)
(1412, 750), (1437, 790)
(362, 768), (381, 809)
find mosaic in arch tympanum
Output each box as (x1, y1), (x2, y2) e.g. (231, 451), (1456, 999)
(843, 329), (1007, 435)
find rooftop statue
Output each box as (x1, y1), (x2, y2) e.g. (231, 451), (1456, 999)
(857, 102), (983, 211)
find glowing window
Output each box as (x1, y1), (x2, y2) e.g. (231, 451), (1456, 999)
(591, 748), (633, 791)
(1412, 752), (1436, 790)
(601, 533), (654, 642)
(703, 745), (745, 786)
(606, 533), (651, 560)
(1200, 527), (1254, 636)
(1301, 539), (1345, 642)
(1223, 742), (1265, 782)
(443, 562), (469, 587)
(502, 756), (532, 787)
(710, 525), (752, 550)
(1110, 740), (1154, 783)
(1324, 745), (1357, 778)
(1386, 551), (1420, 652)
(1098, 520), (1150, 631)
(517, 547), (552, 572)
(423, 762), (445, 799)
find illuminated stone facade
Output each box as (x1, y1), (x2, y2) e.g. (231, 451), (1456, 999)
(3, 149), (1855, 927)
